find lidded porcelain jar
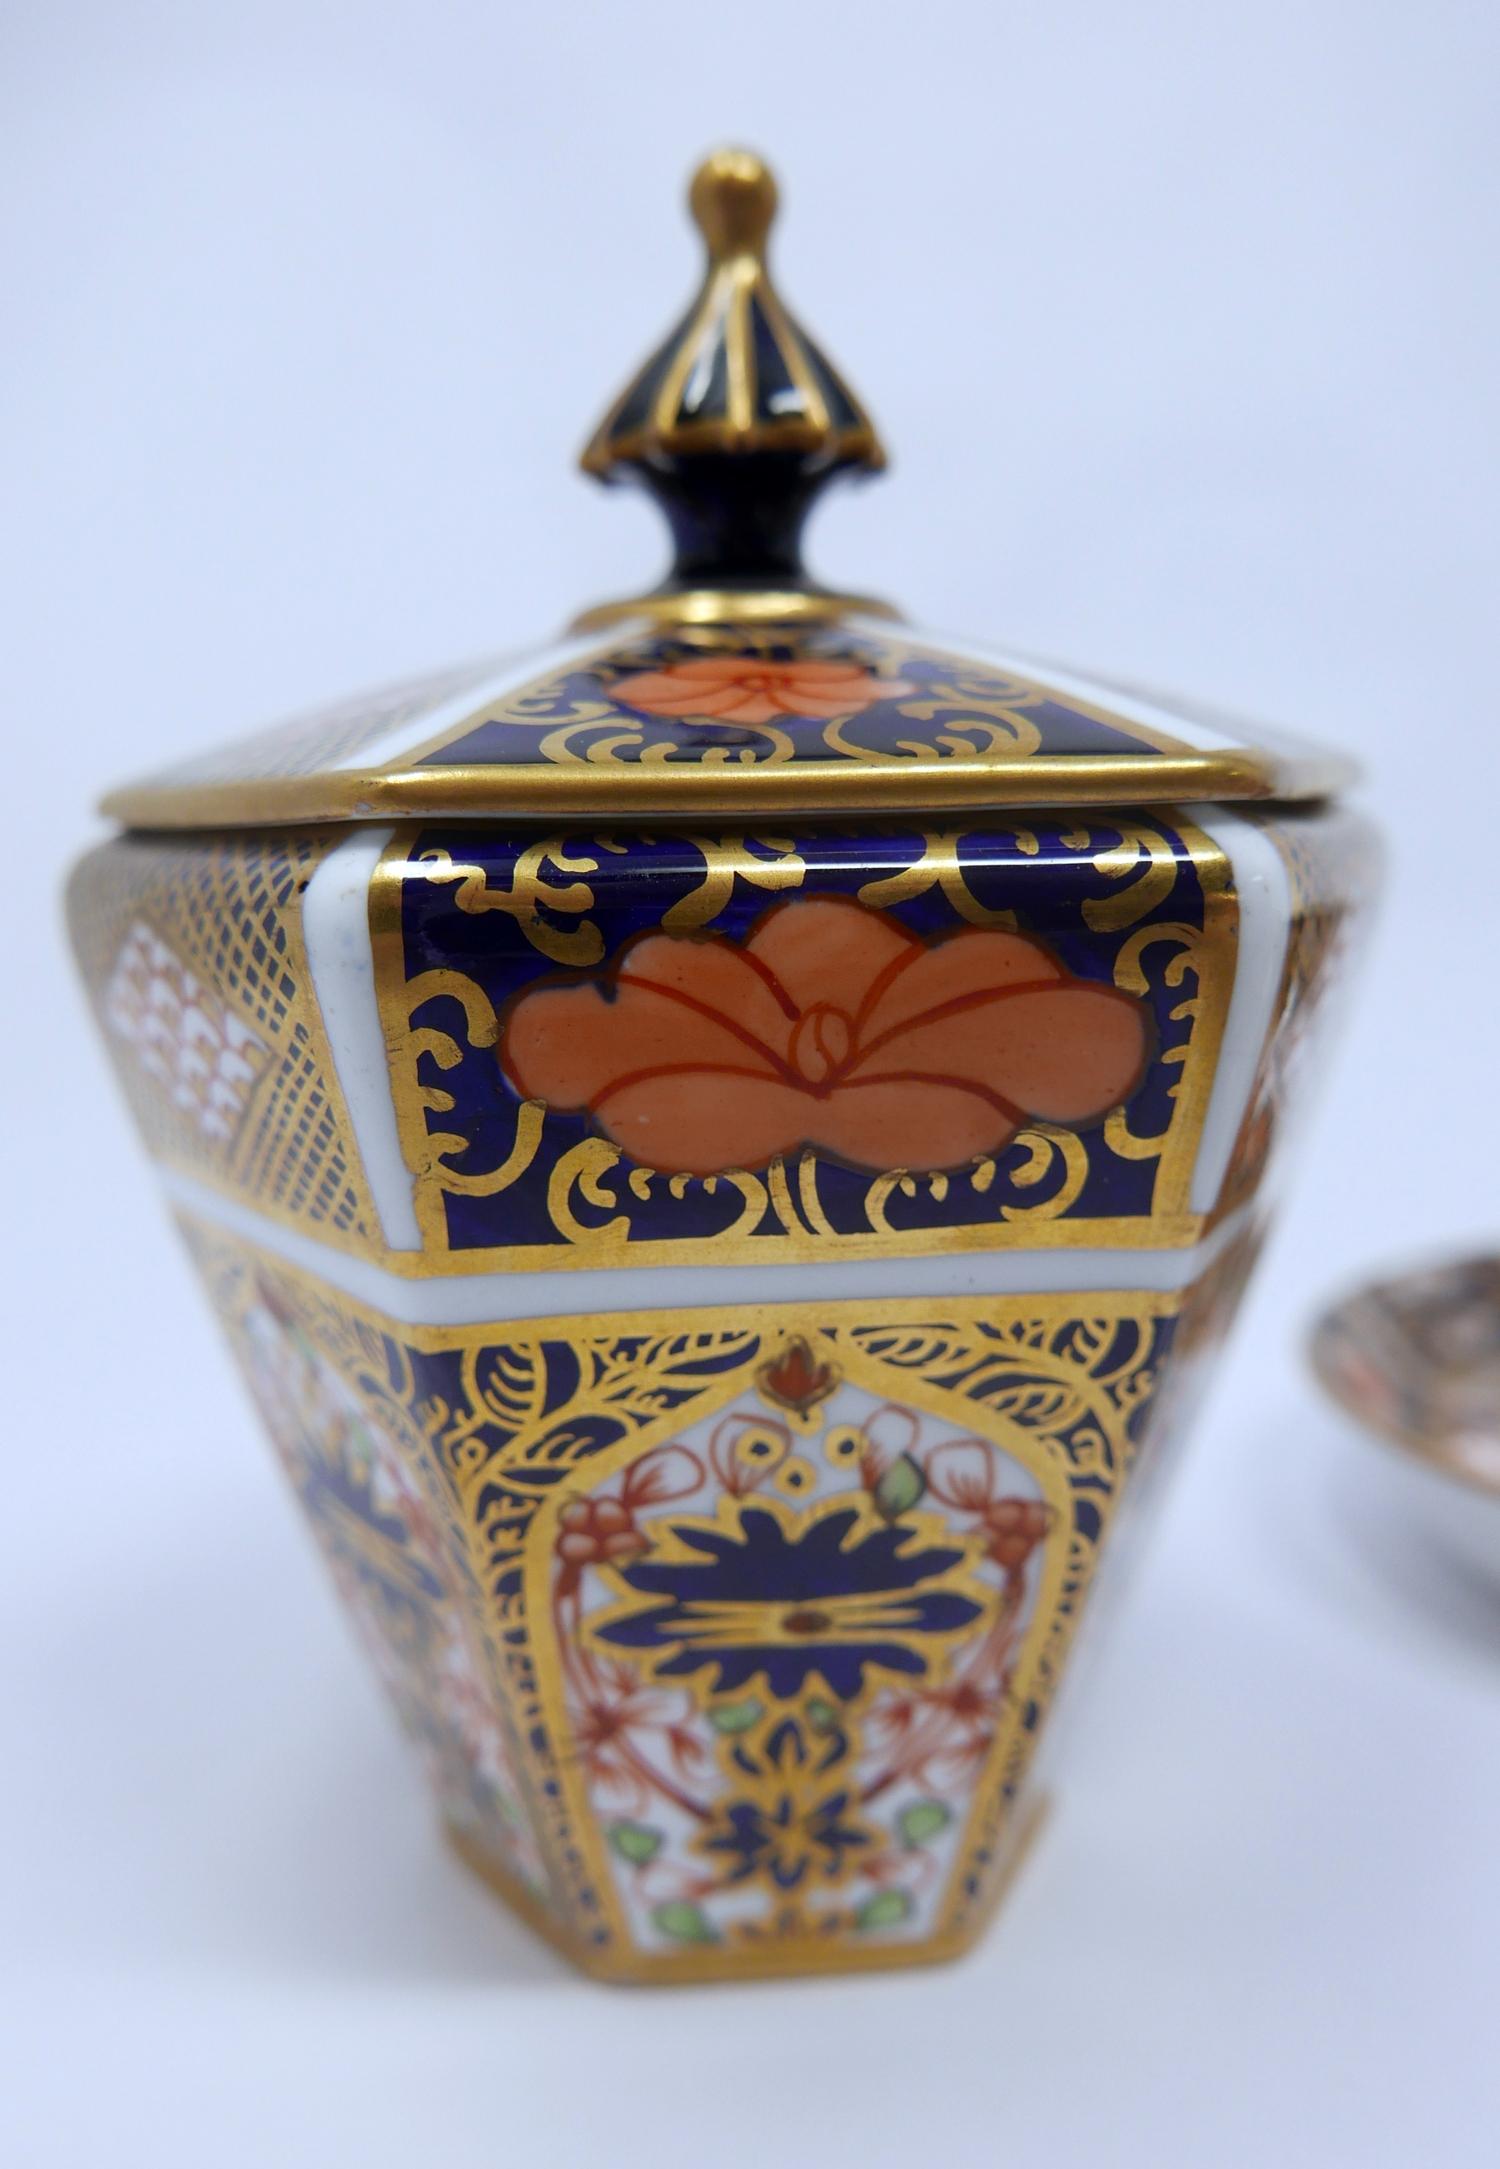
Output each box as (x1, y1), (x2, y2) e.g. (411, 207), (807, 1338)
(69, 152), (1378, 1984)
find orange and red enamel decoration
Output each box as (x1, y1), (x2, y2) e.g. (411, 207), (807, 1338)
(498, 896), (1150, 1177)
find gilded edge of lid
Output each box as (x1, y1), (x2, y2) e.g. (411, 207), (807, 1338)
(100, 151), (1354, 830)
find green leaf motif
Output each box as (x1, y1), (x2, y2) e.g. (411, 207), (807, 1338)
(897, 1799), (952, 1849)
(804, 1697), (839, 1734)
(855, 1888), (914, 1932)
(874, 1452), (926, 1521)
(652, 1900), (719, 1945)
(709, 1698), (763, 1735)
(608, 1820), (664, 1866)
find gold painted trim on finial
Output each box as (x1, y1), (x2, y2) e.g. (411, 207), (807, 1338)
(568, 586), (898, 632)
(689, 147), (778, 259)
(579, 149), (886, 479)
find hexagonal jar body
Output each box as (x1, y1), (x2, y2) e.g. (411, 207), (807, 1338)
(69, 619), (1376, 1983)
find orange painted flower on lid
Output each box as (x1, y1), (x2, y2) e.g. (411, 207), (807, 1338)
(498, 896), (1149, 1179)
(609, 655), (914, 727)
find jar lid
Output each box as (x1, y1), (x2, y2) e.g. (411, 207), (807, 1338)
(102, 151), (1352, 830)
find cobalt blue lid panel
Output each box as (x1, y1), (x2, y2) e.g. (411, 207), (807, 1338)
(99, 621), (1352, 826)
(413, 632), (1192, 774)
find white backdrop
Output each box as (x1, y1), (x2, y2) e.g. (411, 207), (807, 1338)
(4, 5), (1499, 2165)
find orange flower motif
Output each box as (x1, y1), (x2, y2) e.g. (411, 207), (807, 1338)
(498, 896), (1149, 1178)
(757, 1337), (838, 1416)
(609, 655), (914, 726)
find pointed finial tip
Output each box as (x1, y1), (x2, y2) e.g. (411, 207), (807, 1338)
(689, 147), (777, 258)
(577, 146), (888, 604)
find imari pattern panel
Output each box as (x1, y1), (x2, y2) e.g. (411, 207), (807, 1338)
(183, 1215), (1183, 1980)
(372, 809), (1228, 1266)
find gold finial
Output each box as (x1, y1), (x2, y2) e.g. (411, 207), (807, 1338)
(688, 147), (777, 260)
(580, 149), (884, 486)
(573, 150), (891, 628)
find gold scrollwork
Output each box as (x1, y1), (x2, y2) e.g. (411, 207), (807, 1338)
(1082, 826), (1182, 932)
(856, 830), (1019, 927)
(546, 1138), (632, 1249)
(1103, 911), (1217, 1178)
(823, 676), (1045, 767)
(456, 1341), (550, 1444)
(418, 839), (606, 966)
(660, 834), (807, 932)
(1104, 1104), (1168, 1162)
(395, 967), (544, 1238)
(861, 1168), (909, 1234)
(537, 708), (799, 771)
(763, 1150), (838, 1238)
(549, 1141), (771, 1250)
(860, 1131), (1089, 1233)
(999, 1124), (1089, 1222)
(1113, 919), (1205, 998)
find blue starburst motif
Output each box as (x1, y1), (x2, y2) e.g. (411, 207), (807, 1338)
(591, 1503), (984, 1701)
(704, 1787), (870, 1891)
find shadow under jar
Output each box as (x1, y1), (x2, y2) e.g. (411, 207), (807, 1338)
(69, 150), (1379, 1984)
